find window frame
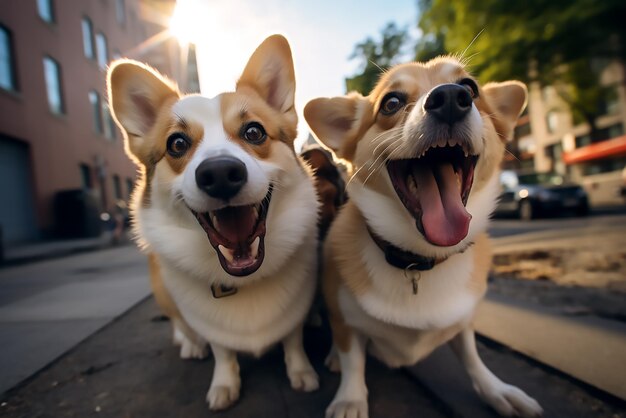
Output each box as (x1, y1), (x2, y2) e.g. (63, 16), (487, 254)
(43, 55), (64, 114)
(0, 24), (18, 92)
(81, 17), (95, 60)
(37, 0), (55, 24)
(95, 32), (108, 69)
(89, 90), (103, 134)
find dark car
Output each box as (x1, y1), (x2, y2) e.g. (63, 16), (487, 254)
(495, 170), (589, 220)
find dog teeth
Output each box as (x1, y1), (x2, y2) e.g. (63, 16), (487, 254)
(218, 245), (235, 263)
(250, 236), (260, 259)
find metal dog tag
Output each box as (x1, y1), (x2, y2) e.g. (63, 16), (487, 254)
(211, 284), (238, 299)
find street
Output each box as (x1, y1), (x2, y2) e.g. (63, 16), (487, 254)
(0, 246), (149, 394)
(489, 206), (626, 238)
(0, 208), (624, 413)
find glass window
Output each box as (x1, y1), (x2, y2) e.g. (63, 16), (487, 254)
(115, 0), (126, 25)
(113, 175), (122, 199)
(43, 56), (64, 114)
(89, 90), (103, 134)
(126, 178), (133, 199)
(102, 102), (116, 140)
(95, 33), (108, 69)
(81, 17), (94, 59)
(37, 0), (54, 23)
(0, 25), (17, 91)
(546, 111), (558, 134)
(80, 164), (92, 189)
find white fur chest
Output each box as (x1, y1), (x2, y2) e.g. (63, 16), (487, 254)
(159, 238), (317, 356)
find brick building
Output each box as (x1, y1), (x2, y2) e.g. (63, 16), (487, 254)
(0, 0), (198, 246)
(506, 61), (626, 206)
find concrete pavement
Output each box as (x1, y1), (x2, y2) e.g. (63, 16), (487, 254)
(3, 298), (625, 418)
(0, 246), (150, 394)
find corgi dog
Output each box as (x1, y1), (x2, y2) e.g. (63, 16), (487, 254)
(107, 35), (320, 411)
(305, 57), (542, 418)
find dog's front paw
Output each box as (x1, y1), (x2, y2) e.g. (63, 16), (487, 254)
(206, 384), (240, 411)
(179, 338), (208, 360)
(326, 400), (368, 418)
(288, 367), (319, 392)
(479, 382), (542, 417)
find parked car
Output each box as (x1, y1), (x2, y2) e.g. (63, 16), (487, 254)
(495, 170), (589, 220)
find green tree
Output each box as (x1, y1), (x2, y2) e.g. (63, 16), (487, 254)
(345, 23), (408, 95)
(418, 0), (626, 140)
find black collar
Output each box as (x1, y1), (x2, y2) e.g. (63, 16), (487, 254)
(367, 226), (470, 271)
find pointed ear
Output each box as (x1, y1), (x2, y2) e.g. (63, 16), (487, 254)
(107, 60), (179, 161)
(237, 35), (295, 114)
(304, 93), (371, 160)
(482, 81), (528, 141)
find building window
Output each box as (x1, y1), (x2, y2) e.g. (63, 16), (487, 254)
(37, 0), (55, 23)
(599, 87), (620, 116)
(113, 175), (122, 200)
(102, 102), (116, 140)
(43, 56), (64, 114)
(81, 17), (94, 59)
(95, 32), (108, 69)
(115, 0), (126, 25)
(0, 25), (17, 91)
(89, 90), (103, 134)
(546, 111), (558, 134)
(126, 178), (133, 199)
(80, 164), (92, 189)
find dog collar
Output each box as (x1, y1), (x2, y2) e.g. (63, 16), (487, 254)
(367, 226), (445, 272)
(367, 226), (474, 295)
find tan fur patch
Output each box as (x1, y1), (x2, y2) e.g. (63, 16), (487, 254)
(221, 87), (296, 161)
(164, 117), (205, 175)
(148, 252), (183, 320)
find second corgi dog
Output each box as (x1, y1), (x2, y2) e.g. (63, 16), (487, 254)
(305, 57), (542, 418)
(108, 35), (319, 410)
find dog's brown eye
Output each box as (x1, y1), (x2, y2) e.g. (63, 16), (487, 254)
(458, 78), (479, 99)
(380, 92), (406, 115)
(166, 133), (191, 158)
(241, 122), (267, 145)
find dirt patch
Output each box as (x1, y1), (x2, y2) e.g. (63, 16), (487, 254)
(493, 248), (626, 291)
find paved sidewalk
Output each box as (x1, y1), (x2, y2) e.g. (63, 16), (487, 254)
(2, 298), (624, 418)
(1, 232), (121, 266)
(0, 246), (150, 394)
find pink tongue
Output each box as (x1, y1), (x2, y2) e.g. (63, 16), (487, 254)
(214, 206), (256, 246)
(414, 163), (471, 247)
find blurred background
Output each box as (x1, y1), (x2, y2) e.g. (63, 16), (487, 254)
(0, 0), (624, 416)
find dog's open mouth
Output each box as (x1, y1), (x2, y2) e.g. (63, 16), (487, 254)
(191, 186), (273, 277)
(387, 143), (478, 247)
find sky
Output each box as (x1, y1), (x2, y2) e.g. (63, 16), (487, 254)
(170, 0), (420, 150)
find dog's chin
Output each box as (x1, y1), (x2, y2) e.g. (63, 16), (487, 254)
(190, 185), (273, 277)
(387, 144), (478, 248)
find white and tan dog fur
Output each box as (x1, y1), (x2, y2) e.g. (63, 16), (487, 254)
(305, 58), (542, 418)
(108, 35), (319, 410)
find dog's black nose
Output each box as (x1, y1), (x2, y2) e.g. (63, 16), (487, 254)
(195, 156), (248, 200)
(423, 84), (473, 125)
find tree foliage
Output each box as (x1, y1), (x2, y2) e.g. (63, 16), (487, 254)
(345, 23), (408, 95)
(418, 0), (626, 137)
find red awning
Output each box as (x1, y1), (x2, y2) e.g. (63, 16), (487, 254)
(563, 135), (626, 164)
